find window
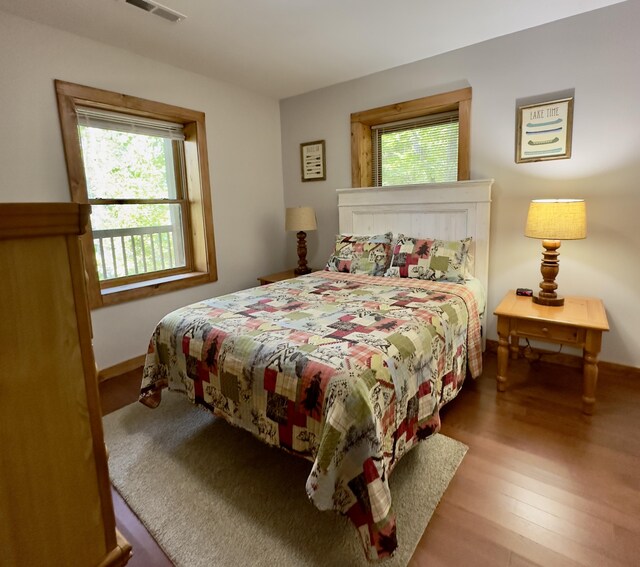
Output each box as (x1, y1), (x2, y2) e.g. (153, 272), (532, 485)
(56, 80), (217, 308)
(77, 108), (189, 283)
(372, 111), (459, 186)
(351, 87), (471, 187)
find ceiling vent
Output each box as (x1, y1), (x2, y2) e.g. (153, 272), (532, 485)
(123, 0), (187, 23)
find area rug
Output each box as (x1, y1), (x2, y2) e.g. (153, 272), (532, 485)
(103, 391), (467, 567)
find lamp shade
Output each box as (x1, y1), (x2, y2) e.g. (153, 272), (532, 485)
(285, 206), (317, 232)
(524, 199), (586, 240)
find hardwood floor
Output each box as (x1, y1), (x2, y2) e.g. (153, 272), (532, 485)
(100, 353), (640, 566)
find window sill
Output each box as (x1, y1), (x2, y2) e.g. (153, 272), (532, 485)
(96, 271), (216, 308)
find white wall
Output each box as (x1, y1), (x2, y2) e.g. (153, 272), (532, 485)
(0, 11), (287, 369)
(280, 1), (640, 368)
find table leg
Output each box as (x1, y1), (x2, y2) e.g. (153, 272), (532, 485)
(496, 316), (510, 392)
(582, 330), (602, 415)
(509, 334), (519, 360)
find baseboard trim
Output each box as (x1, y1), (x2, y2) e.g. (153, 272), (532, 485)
(98, 354), (146, 383)
(485, 339), (640, 379)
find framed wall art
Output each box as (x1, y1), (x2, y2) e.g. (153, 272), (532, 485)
(300, 140), (326, 181)
(516, 97), (574, 163)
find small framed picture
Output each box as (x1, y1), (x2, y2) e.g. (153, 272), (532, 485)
(300, 140), (326, 181)
(516, 97), (574, 163)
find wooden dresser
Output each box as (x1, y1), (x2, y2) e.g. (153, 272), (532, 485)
(0, 204), (131, 566)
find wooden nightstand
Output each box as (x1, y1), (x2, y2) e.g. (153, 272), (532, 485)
(257, 269), (316, 285)
(494, 290), (609, 414)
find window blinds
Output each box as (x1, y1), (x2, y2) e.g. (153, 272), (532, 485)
(372, 110), (459, 186)
(76, 106), (185, 141)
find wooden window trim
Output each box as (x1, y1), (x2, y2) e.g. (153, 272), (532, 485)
(350, 87), (471, 187)
(55, 80), (217, 308)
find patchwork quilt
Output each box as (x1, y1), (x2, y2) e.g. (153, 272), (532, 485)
(140, 271), (482, 561)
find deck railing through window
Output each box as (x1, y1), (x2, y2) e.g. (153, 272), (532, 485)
(93, 225), (184, 281)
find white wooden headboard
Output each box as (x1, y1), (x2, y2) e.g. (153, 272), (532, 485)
(337, 179), (493, 335)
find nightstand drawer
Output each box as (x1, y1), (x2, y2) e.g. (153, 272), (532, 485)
(513, 319), (582, 344)
(258, 268), (316, 285)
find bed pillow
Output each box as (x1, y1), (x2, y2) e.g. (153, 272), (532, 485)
(385, 235), (472, 282)
(324, 232), (393, 276)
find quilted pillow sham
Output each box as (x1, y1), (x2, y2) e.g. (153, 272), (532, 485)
(385, 235), (472, 282)
(324, 232), (393, 276)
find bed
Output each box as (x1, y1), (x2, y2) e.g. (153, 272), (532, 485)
(140, 180), (493, 561)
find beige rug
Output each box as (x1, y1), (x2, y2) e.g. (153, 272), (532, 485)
(103, 391), (467, 567)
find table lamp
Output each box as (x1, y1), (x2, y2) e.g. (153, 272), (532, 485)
(524, 198), (586, 307)
(285, 206), (317, 275)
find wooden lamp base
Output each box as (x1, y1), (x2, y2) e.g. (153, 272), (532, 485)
(533, 294), (565, 307)
(533, 239), (564, 307)
(294, 230), (311, 275)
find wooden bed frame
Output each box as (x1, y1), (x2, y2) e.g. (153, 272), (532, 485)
(337, 179), (493, 343)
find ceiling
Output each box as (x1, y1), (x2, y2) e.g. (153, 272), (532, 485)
(0, 0), (626, 99)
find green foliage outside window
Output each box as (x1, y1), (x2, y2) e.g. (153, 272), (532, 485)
(379, 122), (459, 186)
(79, 126), (175, 229)
(78, 126), (185, 280)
